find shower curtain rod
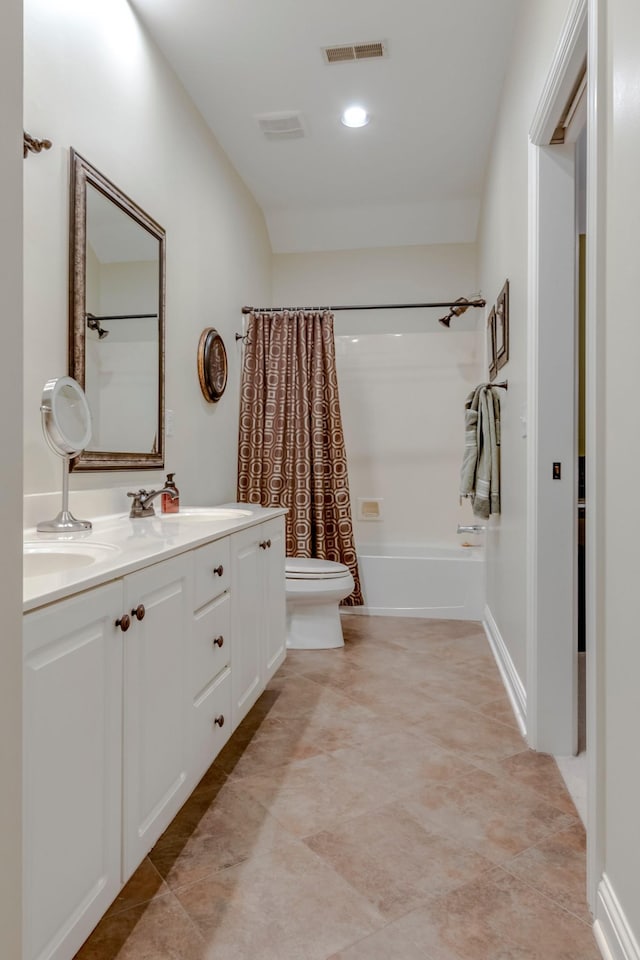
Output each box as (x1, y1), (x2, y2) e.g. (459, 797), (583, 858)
(85, 312), (158, 321)
(241, 298), (486, 314)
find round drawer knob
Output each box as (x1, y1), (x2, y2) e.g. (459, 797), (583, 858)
(213, 635), (224, 648)
(214, 714), (225, 728)
(213, 564), (224, 577)
(131, 604), (145, 621)
(115, 614), (131, 632)
(259, 539), (271, 549)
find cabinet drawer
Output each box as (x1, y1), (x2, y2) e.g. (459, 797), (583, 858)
(193, 537), (230, 609)
(192, 592), (231, 694)
(192, 667), (232, 782)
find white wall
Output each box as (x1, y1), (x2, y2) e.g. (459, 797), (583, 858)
(23, 0), (272, 509)
(599, 0), (640, 944)
(0, 1), (23, 955)
(273, 245), (483, 550)
(476, 0), (575, 682)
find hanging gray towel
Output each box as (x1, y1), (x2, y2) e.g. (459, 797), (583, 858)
(459, 384), (501, 519)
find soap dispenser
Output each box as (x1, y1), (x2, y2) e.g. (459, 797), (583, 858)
(161, 472), (180, 514)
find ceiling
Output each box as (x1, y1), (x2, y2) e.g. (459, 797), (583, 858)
(129, 0), (523, 254)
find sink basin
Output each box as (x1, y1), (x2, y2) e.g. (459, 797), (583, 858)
(24, 541), (120, 578)
(158, 507), (253, 522)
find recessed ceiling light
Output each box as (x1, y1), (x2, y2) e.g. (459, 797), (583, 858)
(341, 105), (369, 128)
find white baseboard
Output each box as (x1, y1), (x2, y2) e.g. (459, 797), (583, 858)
(483, 604), (527, 738)
(594, 874), (640, 960)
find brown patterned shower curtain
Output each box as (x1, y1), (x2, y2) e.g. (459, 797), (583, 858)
(237, 310), (363, 605)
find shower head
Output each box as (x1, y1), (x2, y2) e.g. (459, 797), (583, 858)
(437, 298), (472, 328)
(86, 314), (109, 339)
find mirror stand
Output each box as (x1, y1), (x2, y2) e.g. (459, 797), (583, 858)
(37, 460), (92, 533)
(37, 376), (93, 533)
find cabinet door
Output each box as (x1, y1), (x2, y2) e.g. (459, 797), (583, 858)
(23, 582), (123, 960)
(122, 554), (192, 879)
(230, 526), (262, 728)
(262, 516), (287, 682)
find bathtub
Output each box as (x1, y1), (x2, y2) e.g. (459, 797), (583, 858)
(348, 543), (486, 620)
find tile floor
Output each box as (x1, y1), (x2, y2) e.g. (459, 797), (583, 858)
(74, 615), (601, 960)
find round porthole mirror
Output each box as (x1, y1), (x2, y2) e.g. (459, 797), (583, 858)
(38, 376), (93, 532)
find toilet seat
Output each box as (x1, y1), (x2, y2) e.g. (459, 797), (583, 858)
(285, 557), (351, 580)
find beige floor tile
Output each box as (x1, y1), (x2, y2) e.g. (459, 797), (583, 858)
(393, 870), (601, 960)
(331, 669), (447, 722)
(326, 920), (434, 959)
(399, 768), (577, 863)
(475, 697), (520, 729)
(339, 643), (423, 677)
(328, 730), (480, 793)
(74, 893), (205, 960)
(148, 780), (294, 889)
(215, 715), (326, 778)
(305, 803), (494, 919)
(496, 749), (580, 817)
(262, 674), (341, 719)
(275, 699), (409, 753)
(501, 822), (592, 923)
(413, 701), (527, 760)
(416, 666), (507, 709)
(175, 839), (383, 960)
(239, 750), (398, 836)
(104, 858), (170, 919)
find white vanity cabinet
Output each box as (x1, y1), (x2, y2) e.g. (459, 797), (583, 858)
(22, 510), (286, 960)
(231, 515), (286, 727)
(23, 582), (123, 960)
(121, 554), (193, 878)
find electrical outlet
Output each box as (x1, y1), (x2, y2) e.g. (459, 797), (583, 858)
(166, 409), (174, 437)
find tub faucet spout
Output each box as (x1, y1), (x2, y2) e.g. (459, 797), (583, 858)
(457, 524), (486, 534)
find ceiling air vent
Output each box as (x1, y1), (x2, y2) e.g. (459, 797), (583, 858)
(323, 40), (387, 64)
(256, 112), (306, 141)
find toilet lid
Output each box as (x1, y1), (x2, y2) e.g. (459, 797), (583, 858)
(285, 557), (351, 580)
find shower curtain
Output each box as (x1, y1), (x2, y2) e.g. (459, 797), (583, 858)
(237, 310), (363, 605)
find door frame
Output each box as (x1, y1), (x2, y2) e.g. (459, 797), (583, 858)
(527, 0), (586, 757)
(526, 0), (604, 911)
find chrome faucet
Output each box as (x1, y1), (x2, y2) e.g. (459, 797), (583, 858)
(457, 523), (486, 534)
(127, 486), (178, 518)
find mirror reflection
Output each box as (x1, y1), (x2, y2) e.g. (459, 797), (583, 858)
(69, 149), (165, 471)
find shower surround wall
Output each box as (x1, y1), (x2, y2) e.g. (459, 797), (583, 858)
(273, 245), (484, 551)
(335, 330), (483, 548)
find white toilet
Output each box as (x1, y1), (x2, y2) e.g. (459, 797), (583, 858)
(285, 557), (355, 649)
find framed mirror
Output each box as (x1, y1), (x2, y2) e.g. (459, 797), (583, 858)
(69, 149), (165, 470)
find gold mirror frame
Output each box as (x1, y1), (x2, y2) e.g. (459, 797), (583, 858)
(197, 327), (228, 403)
(68, 149), (166, 471)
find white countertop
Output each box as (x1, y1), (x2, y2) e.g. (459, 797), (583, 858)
(23, 503), (287, 613)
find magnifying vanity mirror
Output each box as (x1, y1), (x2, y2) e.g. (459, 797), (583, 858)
(38, 376), (93, 532)
(69, 149), (165, 471)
